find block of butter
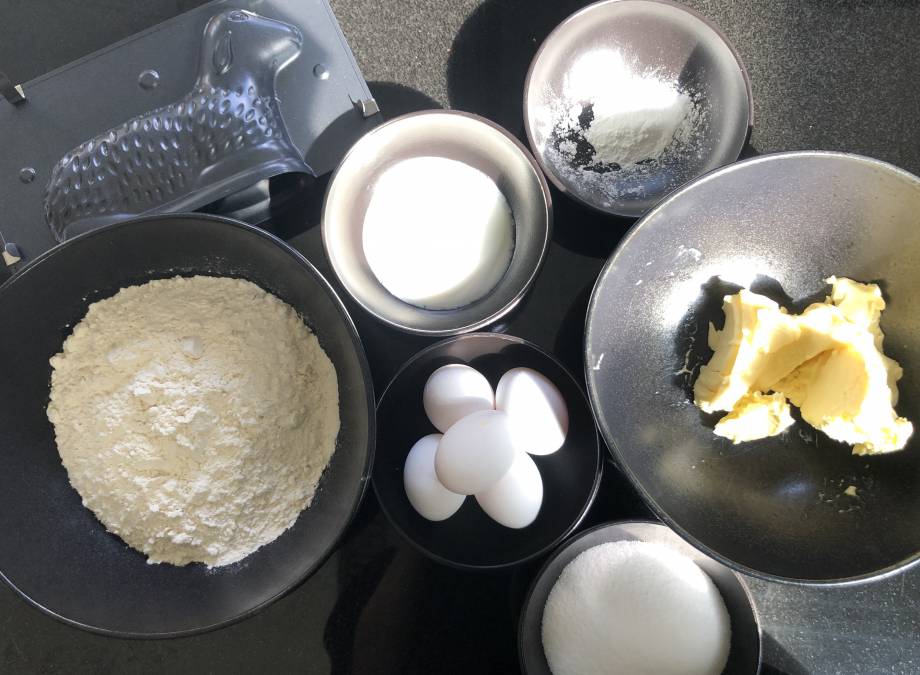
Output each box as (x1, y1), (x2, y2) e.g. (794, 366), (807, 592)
(694, 277), (913, 455)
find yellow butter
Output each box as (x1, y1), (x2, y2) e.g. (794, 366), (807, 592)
(713, 391), (794, 443)
(694, 277), (912, 455)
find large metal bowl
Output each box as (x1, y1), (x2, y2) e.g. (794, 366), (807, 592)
(585, 152), (920, 583)
(0, 215), (375, 637)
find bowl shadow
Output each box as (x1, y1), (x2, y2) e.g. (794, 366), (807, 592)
(446, 0), (589, 138)
(367, 81), (443, 120)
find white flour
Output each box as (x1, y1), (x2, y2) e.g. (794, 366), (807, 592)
(47, 276), (340, 567)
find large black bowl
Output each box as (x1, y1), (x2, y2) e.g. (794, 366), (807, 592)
(0, 215), (375, 637)
(585, 151), (920, 583)
(373, 333), (602, 569)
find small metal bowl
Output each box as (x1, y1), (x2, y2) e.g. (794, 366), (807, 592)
(322, 110), (552, 336)
(524, 0), (752, 218)
(519, 521), (762, 674)
(373, 333), (602, 569)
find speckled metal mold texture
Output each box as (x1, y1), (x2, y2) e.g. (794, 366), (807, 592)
(45, 11), (305, 240)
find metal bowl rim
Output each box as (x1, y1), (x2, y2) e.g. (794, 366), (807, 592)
(522, 0), (755, 219)
(321, 109), (554, 336)
(516, 519), (763, 674)
(583, 150), (920, 585)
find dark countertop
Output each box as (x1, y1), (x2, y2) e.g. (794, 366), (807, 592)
(2, 1), (920, 673)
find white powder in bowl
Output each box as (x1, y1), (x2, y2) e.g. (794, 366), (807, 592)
(532, 49), (706, 207)
(47, 275), (340, 568)
(541, 540), (731, 675)
(583, 79), (694, 167)
(565, 50), (697, 168)
(362, 156), (515, 310)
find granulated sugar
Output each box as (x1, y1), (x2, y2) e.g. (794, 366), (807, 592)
(541, 540), (731, 675)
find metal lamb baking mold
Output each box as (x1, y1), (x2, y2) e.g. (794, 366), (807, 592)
(44, 10), (309, 241)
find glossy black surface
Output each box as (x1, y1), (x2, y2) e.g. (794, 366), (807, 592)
(0, 216), (374, 636)
(2, 0), (920, 672)
(519, 521), (761, 674)
(586, 153), (920, 583)
(374, 333), (601, 569)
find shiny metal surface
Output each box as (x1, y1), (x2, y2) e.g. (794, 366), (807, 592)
(0, 0), (379, 261)
(518, 521), (761, 674)
(46, 10), (307, 241)
(585, 151), (920, 583)
(524, 0), (752, 218)
(322, 110), (552, 336)
(7, 0), (920, 671)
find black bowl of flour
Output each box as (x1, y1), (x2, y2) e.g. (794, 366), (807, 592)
(0, 214), (375, 637)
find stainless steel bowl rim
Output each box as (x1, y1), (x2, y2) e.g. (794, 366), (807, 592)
(321, 109), (554, 336)
(523, 0), (754, 218)
(517, 519), (763, 674)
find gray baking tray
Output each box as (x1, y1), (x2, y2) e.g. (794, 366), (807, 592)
(0, 0), (379, 263)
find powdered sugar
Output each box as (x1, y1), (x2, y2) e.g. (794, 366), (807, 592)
(533, 49), (708, 207)
(47, 275), (340, 568)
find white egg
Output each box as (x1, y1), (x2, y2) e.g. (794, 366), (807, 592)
(475, 451), (543, 529)
(423, 364), (494, 433)
(403, 434), (465, 521)
(495, 367), (568, 456)
(435, 410), (517, 495)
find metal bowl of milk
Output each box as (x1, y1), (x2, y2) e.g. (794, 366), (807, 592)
(322, 110), (552, 335)
(524, 0), (752, 218)
(519, 521), (761, 674)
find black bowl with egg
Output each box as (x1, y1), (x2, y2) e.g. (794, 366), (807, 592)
(373, 333), (602, 569)
(519, 520), (762, 674)
(0, 214), (375, 637)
